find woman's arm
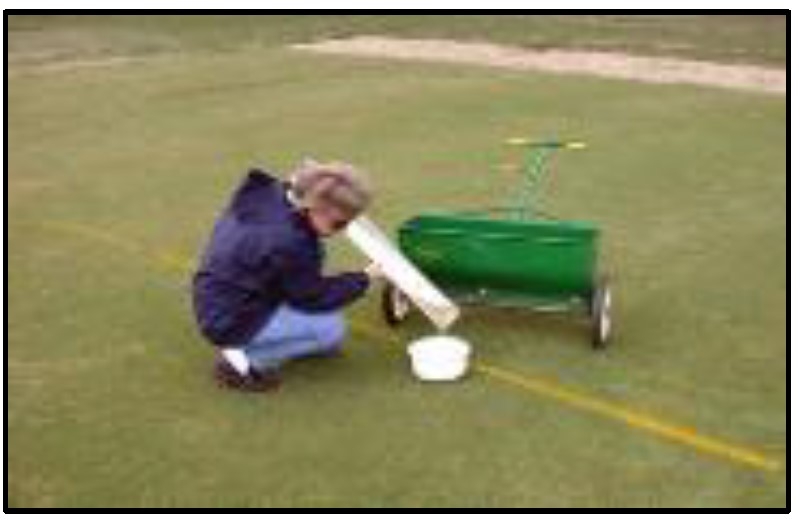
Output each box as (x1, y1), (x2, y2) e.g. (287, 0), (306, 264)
(277, 246), (370, 312)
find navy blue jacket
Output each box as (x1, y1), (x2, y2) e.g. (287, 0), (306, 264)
(192, 169), (369, 346)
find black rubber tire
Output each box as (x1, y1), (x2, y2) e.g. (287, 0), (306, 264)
(590, 275), (612, 349)
(381, 282), (411, 327)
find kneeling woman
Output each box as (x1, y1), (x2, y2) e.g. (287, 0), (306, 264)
(192, 160), (380, 391)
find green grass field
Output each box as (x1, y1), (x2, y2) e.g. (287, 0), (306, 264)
(7, 15), (786, 508)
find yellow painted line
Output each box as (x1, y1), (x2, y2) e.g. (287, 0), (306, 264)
(41, 220), (782, 472)
(41, 220), (146, 255)
(475, 362), (781, 472)
(352, 322), (780, 473)
(41, 220), (194, 275)
(154, 250), (195, 275)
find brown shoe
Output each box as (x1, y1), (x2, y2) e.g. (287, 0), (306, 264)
(248, 366), (283, 392)
(214, 355), (281, 392)
(298, 345), (344, 361)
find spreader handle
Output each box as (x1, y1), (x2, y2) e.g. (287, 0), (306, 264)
(506, 138), (587, 150)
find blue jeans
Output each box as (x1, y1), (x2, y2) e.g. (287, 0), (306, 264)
(240, 305), (346, 370)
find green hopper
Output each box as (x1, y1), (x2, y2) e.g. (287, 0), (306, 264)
(382, 139), (612, 348)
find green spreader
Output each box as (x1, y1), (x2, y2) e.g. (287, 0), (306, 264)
(382, 138), (612, 348)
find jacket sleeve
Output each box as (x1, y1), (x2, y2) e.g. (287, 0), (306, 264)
(275, 245), (370, 312)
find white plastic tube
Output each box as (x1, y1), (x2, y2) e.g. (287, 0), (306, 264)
(345, 216), (460, 331)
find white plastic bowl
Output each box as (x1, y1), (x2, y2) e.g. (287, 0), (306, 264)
(407, 335), (472, 382)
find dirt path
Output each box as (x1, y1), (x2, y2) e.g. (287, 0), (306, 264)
(291, 36), (785, 95)
(8, 55), (143, 74)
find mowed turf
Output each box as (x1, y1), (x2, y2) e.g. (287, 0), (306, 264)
(8, 29), (786, 507)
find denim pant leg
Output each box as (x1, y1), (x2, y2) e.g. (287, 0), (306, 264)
(241, 305), (346, 370)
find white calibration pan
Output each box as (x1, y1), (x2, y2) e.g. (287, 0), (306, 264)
(407, 335), (472, 381)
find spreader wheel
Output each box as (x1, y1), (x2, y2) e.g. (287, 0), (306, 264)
(382, 282), (412, 326)
(590, 275), (612, 349)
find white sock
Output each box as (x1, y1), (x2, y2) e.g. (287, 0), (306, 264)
(221, 348), (250, 376)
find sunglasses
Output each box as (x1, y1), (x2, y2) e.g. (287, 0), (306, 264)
(331, 217), (351, 231)
(316, 204), (354, 232)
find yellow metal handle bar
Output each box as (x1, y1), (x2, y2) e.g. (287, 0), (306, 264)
(505, 137), (587, 150)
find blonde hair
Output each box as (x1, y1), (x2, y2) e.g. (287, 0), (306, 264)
(289, 159), (372, 216)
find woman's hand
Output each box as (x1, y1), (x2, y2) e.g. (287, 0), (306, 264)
(364, 262), (385, 283)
